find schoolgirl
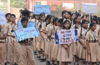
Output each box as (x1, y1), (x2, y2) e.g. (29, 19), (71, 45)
(62, 10), (67, 22)
(71, 13), (76, 26)
(71, 15), (81, 65)
(78, 20), (88, 65)
(86, 22), (100, 65)
(37, 14), (47, 61)
(57, 20), (72, 65)
(53, 18), (63, 65)
(66, 11), (72, 23)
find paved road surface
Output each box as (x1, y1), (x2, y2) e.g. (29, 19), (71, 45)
(3, 54), (99, 65)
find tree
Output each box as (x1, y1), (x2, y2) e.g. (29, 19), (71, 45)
(10, 0), (25, 8)
(52, 3), (66, 17)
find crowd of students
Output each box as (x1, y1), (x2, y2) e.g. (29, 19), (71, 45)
(0, 9), (100, 65)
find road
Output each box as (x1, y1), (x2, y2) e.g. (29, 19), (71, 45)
(2, 54), (100, 65)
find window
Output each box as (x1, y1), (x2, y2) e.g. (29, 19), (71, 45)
(35, 1), (41, 5)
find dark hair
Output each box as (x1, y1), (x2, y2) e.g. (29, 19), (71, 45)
(5, 13), (11, 17)
(92, 18), (97, 24)
(63, 20), (71, 29)
(81, 15), (85, 19)
(21, 17), (28, 23)
(73, 15), (81, 24)
(73, 15), (81, 29)
(21, 10), (30, 18)
(85, 22), (96, 35)
(49, 15), (54, 22)
(46, 15), (51, 21)
(71, 13), (75, 17)
(75, 12), (80, 17)
(80, 20), (88, 36)
(62, 10), (67, 17)
(90, 22), (96, 28)
(58, 18), (63, 24)
(67, 11), (71, 16)
(40, 13), (45, 17)
(39, 15), (46, 28)
(53, 17), (58, 25)
(97, 17), (100, 25)
(19, 9), (23, 12)
(93, 15), (97, 18)
(11, 14), (16, 18)
(86, 14), (92, 22)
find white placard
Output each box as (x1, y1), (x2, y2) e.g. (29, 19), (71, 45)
(0, 11), (7, 25)
(63, 3), (74, 9)
(56, 29), (78, 44)
(82, 3), (97, 14)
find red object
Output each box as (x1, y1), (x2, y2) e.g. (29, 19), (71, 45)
(25, 0), (30, 10)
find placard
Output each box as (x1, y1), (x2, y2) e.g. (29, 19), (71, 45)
(55, 29), (78, 44)
(34, 5), (50, 15)
(0, 11), (7, 25)
(82, 3), (97, 14)
(14, 27), (40, 42)
(63, 3), (74, 9)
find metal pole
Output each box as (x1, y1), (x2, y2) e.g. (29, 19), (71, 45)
(89, 13), (91, 23)
(7, 0), (10, 13)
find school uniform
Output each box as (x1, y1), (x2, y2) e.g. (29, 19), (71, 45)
(57, 29), (73, 62)
(71, 24), (81, 56)
(18, 39), (35, 65)
(86, 30), (100, 62)
(78, 27), (87, 60)
(44, 24), (51, 56)
(51, 26), (62, 61)
(29, 18), (39, 51)
(3, 22), (11, 62)
(51, 26), (60, 60)
(0, 26), (7, 65)
(47, 23), (56, 60)
(96, 25), (100, 38)
(36, 22), (46, 52)
(8, 23), (20, 65)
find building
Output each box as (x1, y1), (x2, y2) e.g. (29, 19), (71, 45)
(26, 0), (100, 11)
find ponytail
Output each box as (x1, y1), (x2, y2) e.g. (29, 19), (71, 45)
(80, 23), (82, 37)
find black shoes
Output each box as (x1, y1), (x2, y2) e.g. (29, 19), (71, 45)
(15, 62), (18, 65)
(5, 63), (7, 65)
(46, 61), (51, 65)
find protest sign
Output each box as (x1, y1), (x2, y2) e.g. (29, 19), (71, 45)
(34, 5), (50, 15)
(82, 3), (97, 14)
(0, 11), (7, 25)
(14, 27), (40, 42)
(55, 29), (78, 44)
(17, 20), (36, 29)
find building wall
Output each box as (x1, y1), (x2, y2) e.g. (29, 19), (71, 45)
(32, 0), (99, 11)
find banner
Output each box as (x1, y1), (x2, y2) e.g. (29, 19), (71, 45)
(55, 29), (78, 44)
(0, 11), (7, 25)
(17, 20), (36, 29)
(63, 3), (74, 9)
(14, 27), (40, 42)
(82, 3), (97, 14)
(34, 5), (50, 15)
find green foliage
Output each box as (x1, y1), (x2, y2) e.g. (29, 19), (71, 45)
(10, 0), (25, 8)
(98, 9), (100, 17)
(74, 5), (77, 11)
(52, 3), (66, 17)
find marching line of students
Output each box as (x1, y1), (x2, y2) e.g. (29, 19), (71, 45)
(0, 9), (100, 65)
